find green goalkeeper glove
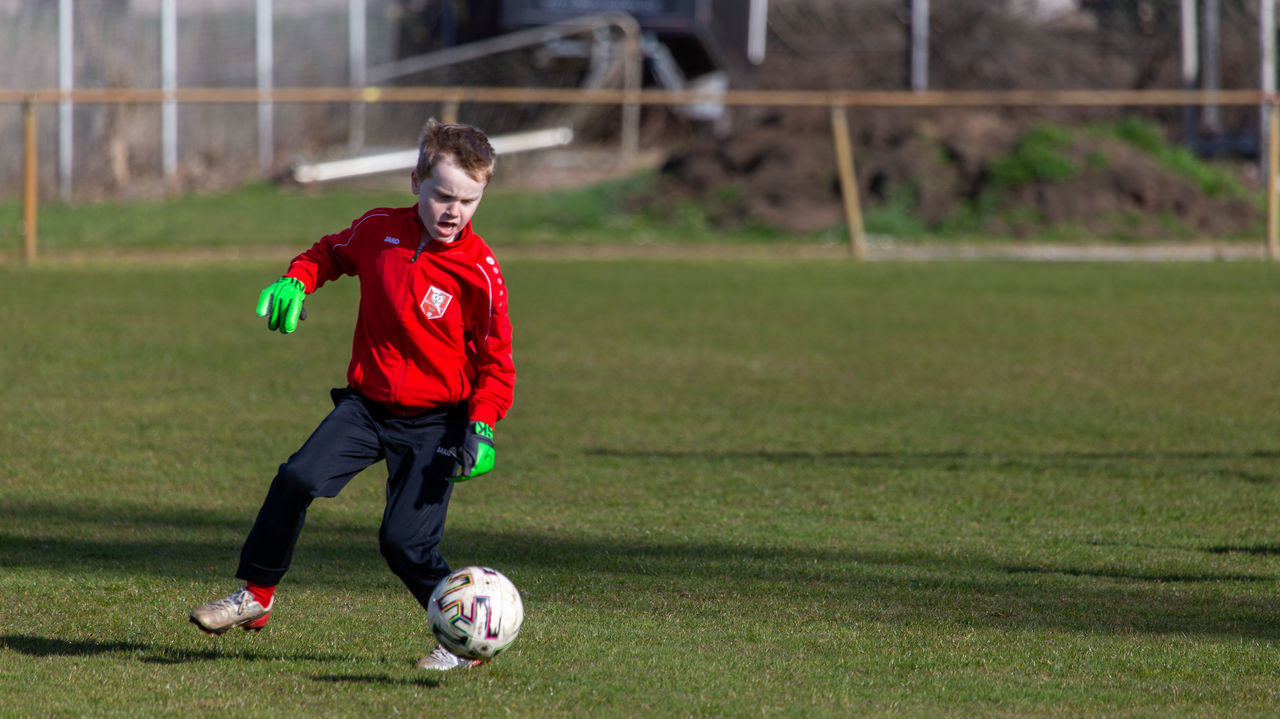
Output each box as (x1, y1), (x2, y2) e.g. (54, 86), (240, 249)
(450, 421), (495, 482)
(256, 277), (306, 334)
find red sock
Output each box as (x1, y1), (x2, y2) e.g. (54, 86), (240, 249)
(246, 582), (276, 608)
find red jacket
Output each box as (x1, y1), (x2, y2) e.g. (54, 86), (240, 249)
(284, 205), (514, 427)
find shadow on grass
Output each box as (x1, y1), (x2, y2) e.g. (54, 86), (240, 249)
(1001, 564), (1272, 583)
(2, 632), (440, 688)
(1, 635), (155, 658)
(312, 673), (441, 688)
(588, 448), (1280, 482)
(589, 449), (1280, 461)
(3, 497), (1279, 642)
(0, 634), (346, 664)
(1206, 544), (1280, 556)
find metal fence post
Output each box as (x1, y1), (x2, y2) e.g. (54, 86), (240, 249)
(162, 0), (177, 178)
(620, 24), (641, 162)
(1268, 97), (1279, 260)
(348, 0), (367, 152)
(256, 0), (274, 172)
(58, 0), (73, 199)
(23, 99), (38, 263)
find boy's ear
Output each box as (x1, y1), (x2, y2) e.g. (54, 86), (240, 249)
(410, 171), (420, 194)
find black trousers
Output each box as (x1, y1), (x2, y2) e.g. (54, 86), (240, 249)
(236, 387), (466, 611)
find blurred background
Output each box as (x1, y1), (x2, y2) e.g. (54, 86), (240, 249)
(0, 0), (1272, 242)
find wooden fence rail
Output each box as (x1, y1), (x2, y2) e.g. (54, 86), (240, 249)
(6, 86), (1280, 262)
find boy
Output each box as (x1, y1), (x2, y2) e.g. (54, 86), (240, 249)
(190, 119), (515, 672)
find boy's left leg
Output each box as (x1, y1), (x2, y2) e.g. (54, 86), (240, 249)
(374, 404), (487, 670)
(377, 404), (468, 611)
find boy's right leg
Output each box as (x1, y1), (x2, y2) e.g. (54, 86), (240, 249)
(191, 389), (382, 634)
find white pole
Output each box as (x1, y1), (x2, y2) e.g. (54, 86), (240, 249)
(257, 0), (274, 171)
(1264, 1), (1277, 95)
(1181, 0), (1199, 146)
(58, 0), (73, 199)
(1262, 0), (1276, 176)
(1181, 0), (1199, 89)
(747, 0), (767, 65)
(910, 0), (929, 91)
(162, 0), (178, 178)
(1204, 0), (1221, 132)
(349, 0), (367, 151)
(1259, 0), (1269, 149)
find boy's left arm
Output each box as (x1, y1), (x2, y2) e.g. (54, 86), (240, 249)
(451, 262), (515, 481)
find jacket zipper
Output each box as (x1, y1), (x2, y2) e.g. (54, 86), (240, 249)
(391, 238), (427, 405)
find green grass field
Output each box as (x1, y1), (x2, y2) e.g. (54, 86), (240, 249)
(0, 177), (831, 257)
(5, 188), (1280, 715)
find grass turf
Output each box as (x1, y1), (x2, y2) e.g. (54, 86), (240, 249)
(0, 177), (833, 257)
(3, 258), (1280, 717)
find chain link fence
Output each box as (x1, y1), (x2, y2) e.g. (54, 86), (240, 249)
(0, 0), (621, 200)
(0, 0), (1273, 206)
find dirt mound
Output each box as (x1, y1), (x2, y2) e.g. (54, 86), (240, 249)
(649, 0), (1264, 241)
(655, 110), (1261, 239)
(655, 110), (845, 233)
(999, 134), (1258, 239)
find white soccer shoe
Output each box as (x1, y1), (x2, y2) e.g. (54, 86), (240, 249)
(189, 587), (273, 635)
(415, 644), (486, 671)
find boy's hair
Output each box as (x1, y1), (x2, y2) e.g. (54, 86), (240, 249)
(416, 119), (496, 185)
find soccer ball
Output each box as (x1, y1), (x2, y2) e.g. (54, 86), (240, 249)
(427, 566), (524, 661)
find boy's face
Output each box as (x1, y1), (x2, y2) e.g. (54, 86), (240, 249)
(412, 155), (486, 243)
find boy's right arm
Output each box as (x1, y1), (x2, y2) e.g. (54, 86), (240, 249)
(255, 216), (365, 334)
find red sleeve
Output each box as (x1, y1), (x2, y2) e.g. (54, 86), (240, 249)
(283, 212), (376, 291)
(466, 254), (515, 427)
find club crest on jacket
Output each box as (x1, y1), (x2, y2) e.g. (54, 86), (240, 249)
(421, 286), (453, 320)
